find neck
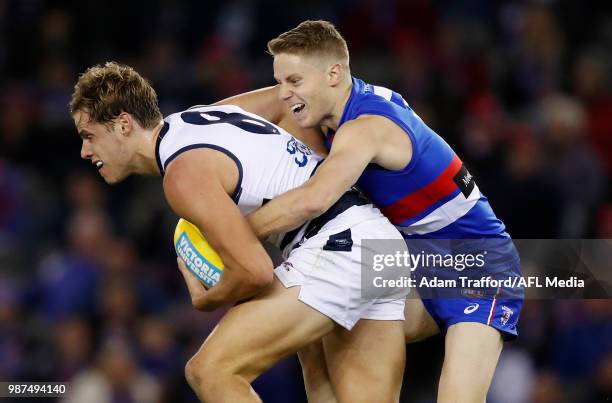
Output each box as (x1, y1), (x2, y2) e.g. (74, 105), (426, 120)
(321, 77), (353, 131)
(132, 120), (164, 176)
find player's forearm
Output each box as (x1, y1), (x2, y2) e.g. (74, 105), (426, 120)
(195, 256), (274, 311)
(247, 188), (329, 239)
(249, 143), (372, 240)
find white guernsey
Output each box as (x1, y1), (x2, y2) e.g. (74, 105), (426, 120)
(157, 104), (407, 329)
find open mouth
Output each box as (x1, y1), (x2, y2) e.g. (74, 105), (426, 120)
(291, 103), (306, 114)
(94, 160), (104, 171)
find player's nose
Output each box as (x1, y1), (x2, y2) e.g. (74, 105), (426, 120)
(80, 142), (92, 160)
(278, 84), (292, 101)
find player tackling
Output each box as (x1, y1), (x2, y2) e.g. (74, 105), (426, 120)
(233, 20), (525, 403)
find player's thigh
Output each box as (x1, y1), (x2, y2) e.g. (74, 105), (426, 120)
(298, 341), (337, 403)
(404, 292), (440, 343)
(438, 322), (503, 403)
(324, 319), (405, 403)
(190, 279), (335, 382)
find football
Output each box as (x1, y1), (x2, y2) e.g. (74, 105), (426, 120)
(173, 218), (224, 288)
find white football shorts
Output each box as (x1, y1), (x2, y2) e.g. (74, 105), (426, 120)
(274, 203), (406, 330)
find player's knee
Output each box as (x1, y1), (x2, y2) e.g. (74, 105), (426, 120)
(184, 356), (206, 390)
(184, 351), (227, 394)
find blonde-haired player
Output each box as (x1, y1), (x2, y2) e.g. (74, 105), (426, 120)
(226, 20), (524, 403)
(70, 62), (407, 403)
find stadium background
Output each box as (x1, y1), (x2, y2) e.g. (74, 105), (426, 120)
(1, 0), (611, 402)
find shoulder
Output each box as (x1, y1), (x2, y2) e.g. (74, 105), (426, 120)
(352, 93), (402, 116)
(339, 114), (405, 140)
(156, 113), (200, 172)
(158, 105), (252, 168)
(348, 78), (409, 118)
(163, 148), (234, 192)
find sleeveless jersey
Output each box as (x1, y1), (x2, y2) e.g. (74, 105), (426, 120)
(156, 104), (323, 216)
(326, 77), (508, 239)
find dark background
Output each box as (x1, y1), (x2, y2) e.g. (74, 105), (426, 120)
(0, 0), (611, 402)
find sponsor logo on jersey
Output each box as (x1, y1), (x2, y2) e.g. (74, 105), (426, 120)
(500, 305), (514, 325)
(464, 303), (480, 314)
(282, 261), (294, 271)
(286, 137), (312, 167)
(453, 163), (476, 198)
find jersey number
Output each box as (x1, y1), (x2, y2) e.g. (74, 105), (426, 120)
(180, 110), (280, 135)
(181, 109), (311, 167)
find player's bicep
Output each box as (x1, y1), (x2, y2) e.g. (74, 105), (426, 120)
(163, 153), (270, 277)
(314, 121), (379, 184)
(304, 121), (379, 205)
(308, 146), (370, 195)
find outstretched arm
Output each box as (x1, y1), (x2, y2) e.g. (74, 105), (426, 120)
(214, 86), (327, 156)
(164, 148), (273, 311)
(246, 117), (384, 239)
(214, 86), (284, 123)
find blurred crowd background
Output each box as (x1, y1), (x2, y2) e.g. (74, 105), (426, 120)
(1, 0), (611, 402)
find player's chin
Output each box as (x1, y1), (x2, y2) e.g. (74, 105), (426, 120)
(102, 176), (119, 185)
(295, 120), (311, 129)
(102, 171), (128, 185)
(296, 115), (318, 129)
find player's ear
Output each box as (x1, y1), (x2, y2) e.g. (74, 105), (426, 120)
(327, 62), (344, 87)
(117, 112), (133, 136)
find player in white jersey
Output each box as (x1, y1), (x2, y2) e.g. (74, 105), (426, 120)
(70, 62), (406, 403)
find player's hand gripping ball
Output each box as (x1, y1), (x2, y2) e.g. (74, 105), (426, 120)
(174, 218), (224, 288)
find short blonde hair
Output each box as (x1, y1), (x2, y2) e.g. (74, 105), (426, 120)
(267, 20), (349, 66)
(70, 62), (162, 129)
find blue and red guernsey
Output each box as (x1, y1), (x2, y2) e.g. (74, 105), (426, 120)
(326, 77), (508, 239)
